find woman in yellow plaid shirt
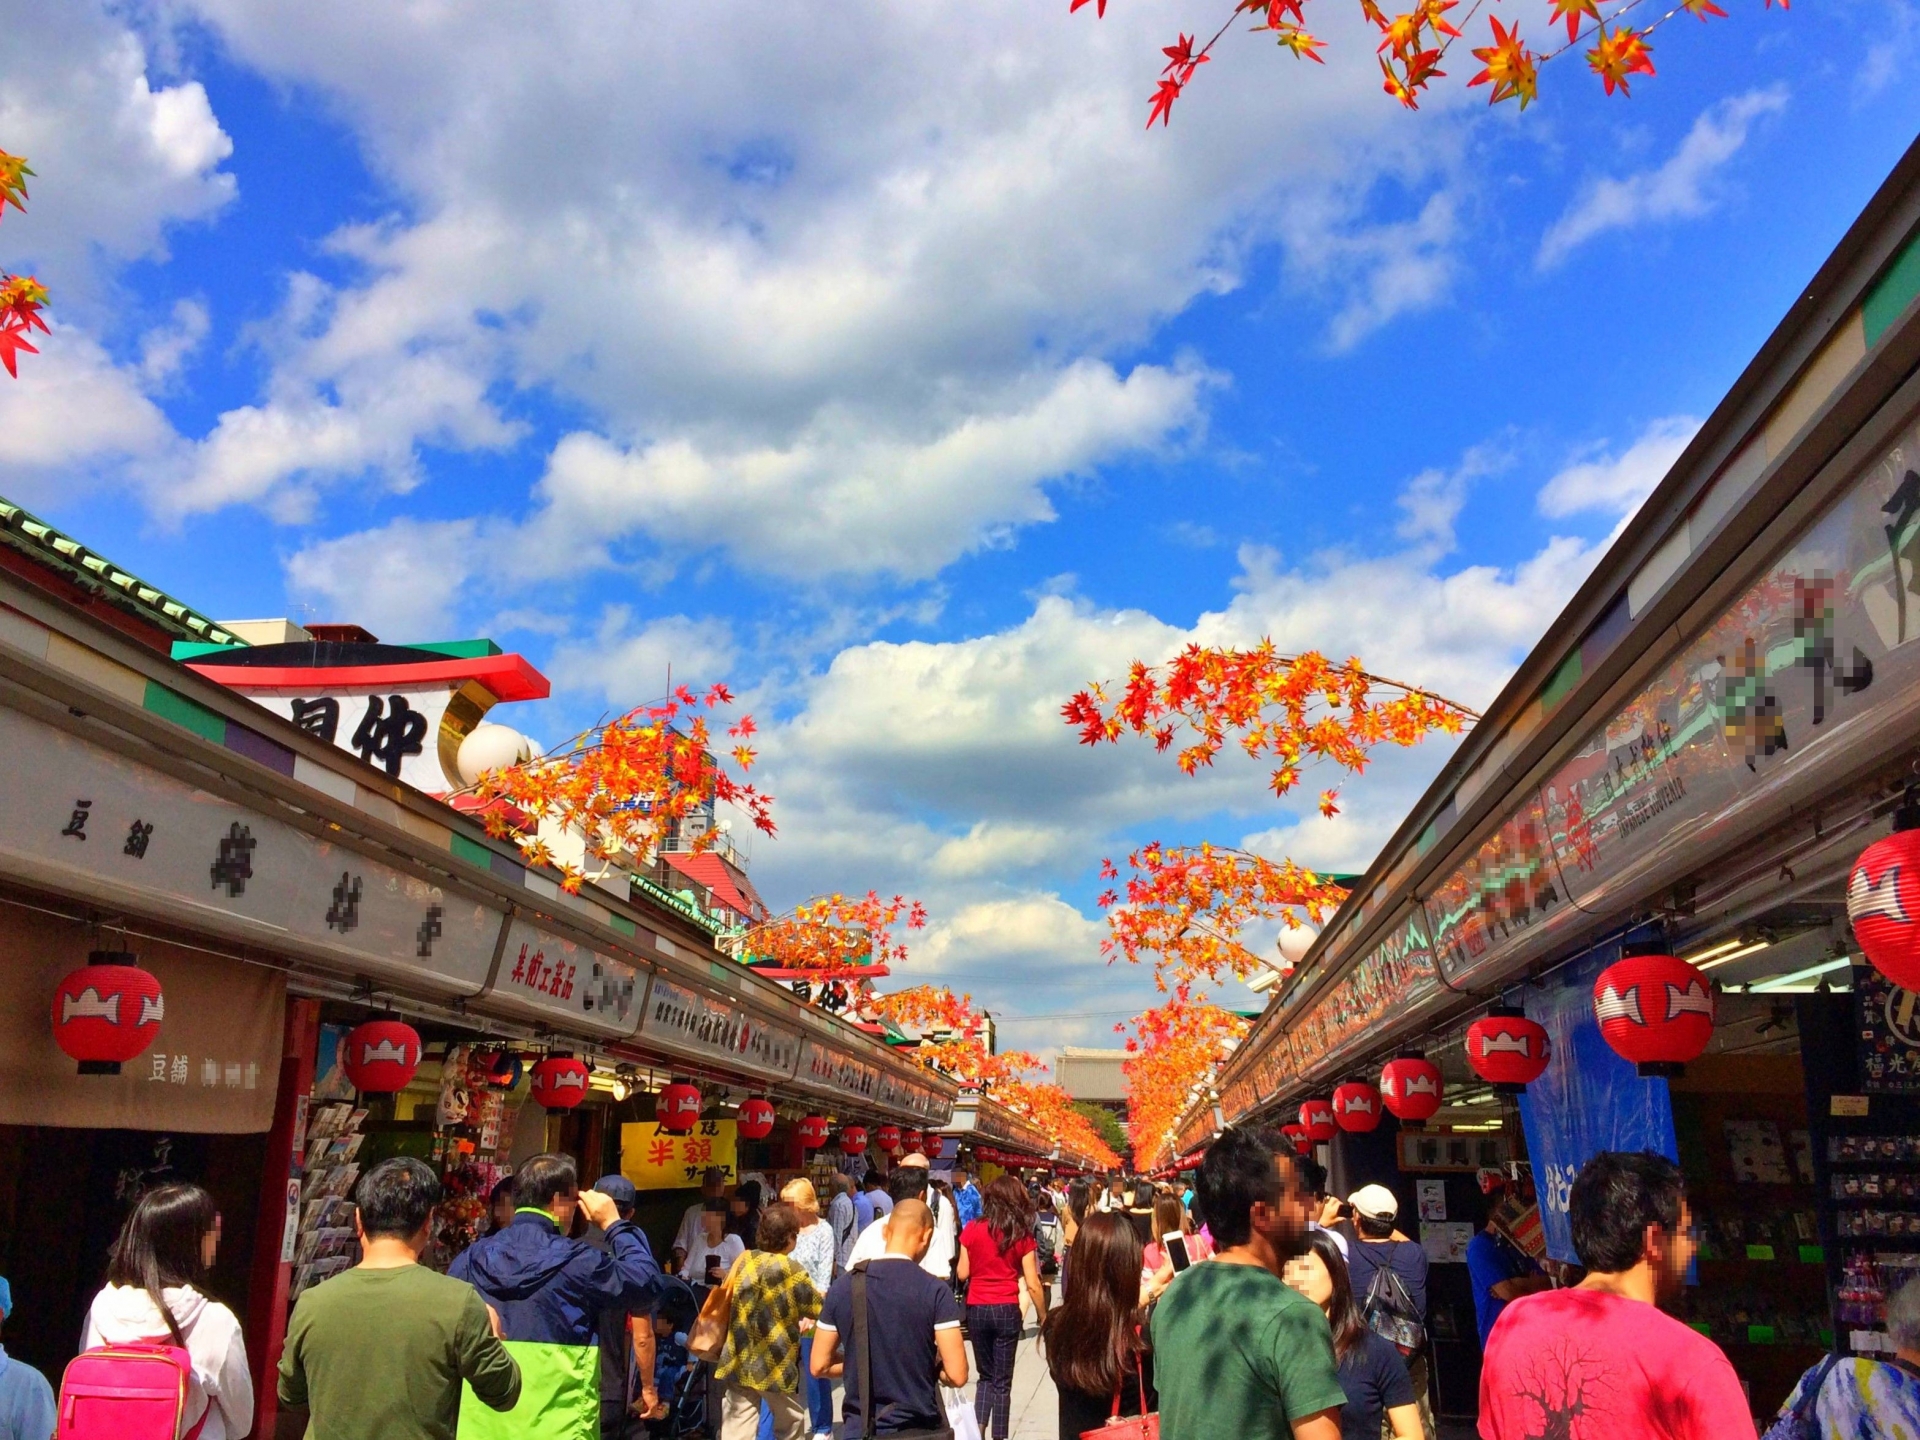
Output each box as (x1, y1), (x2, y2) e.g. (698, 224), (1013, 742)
(715, 1201), (823, 1440)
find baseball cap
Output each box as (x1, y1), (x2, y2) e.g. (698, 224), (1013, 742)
(1348, 1183), (1399, 1221)
(898, 1152), (931, 1169)
(593, 1175), (639, 1214)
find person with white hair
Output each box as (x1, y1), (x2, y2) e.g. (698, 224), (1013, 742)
(1765, 1273), (1920, 1436)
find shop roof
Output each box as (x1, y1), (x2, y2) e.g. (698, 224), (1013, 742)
(664, 849), (768, 922)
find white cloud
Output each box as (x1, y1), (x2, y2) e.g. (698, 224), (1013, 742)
(545, 610), (739, 710)
(1537, 415), (1699, 520)
(0, 326), (176, 496)
(1537, 87), (1788, 269)
(283, 516), (481, 639)
(137, 299), (211, 389)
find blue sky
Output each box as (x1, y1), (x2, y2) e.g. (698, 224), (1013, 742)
(3, 0), (1916, 1059)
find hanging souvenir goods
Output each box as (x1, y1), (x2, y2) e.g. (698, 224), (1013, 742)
(1465, 1007), (1552, 1092)
(840, 1125), (869, 1155)
(1849, 814), (1920, 990)
(798, 1114), (831, 1149)
(51, 951), (164, 1074)
(1331, 1080), (1382, 1133)
(901, 1128), (925, 1155)
(341, 1018), (422, 1094)
(1299, 1099), (1337, 1142)
(530, 1054), (591, 1109)
(1594, 951), (1714, 1077)
(657, 1077), (702, 1134)
(737, 1096), (776, 1140)
(875, 1124), (902, 1154)
(474, 1048), (522, 1090)
(1279, 1122), (1312, 1154)
(1379, 1055), (1444, 1122)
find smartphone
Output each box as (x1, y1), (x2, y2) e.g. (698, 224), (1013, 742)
(1166, 1234), (1192, 1272)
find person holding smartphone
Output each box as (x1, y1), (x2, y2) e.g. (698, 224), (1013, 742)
(681, 1200), (745, 1291)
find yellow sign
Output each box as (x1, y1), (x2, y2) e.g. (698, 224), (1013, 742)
(621, 1119), (738, 1191)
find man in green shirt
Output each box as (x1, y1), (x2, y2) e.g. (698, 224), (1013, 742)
(278, 1157), (521, 1440)
(1150, 1127), (1346, 1440)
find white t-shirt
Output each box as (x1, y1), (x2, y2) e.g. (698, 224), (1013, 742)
(672, 1201), (711, 1260)
(846, 1190), (955, 1278)
(679, 1232), (746, 1282)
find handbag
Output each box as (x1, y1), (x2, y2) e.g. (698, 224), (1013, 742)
(850, 1263), (952, 1440)
(1760, 1353), (1841, 1440)
(687, 1253), (744, 1363)
(1081, 1351), (1158, 1440)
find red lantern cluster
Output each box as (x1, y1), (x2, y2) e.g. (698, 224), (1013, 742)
(657, 1078), (702, 1134)
(1332, 1081), (1382, 1133)
(51, 952), (164, 1074)
(530, 1054), (591, 1109)
(875, 1125), (902, 1154)
(1465, 1009), (1552, 1092)
(1594, 951), (1714, 1077)
(798, 1114), (830, 1149)
(1298, 1099), (1336, 1143)
(1279, 1122), (1311, 1154)
(342, 1018), (422, 1094)
(1380, 1056), (1443, 1122)
(840, 1125), (869, 1156)
(737, 1096), (776, 1140)
(1851, 825), (1920, 991)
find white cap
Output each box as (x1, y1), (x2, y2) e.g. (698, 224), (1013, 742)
(1348, 1183), (1399, 1221)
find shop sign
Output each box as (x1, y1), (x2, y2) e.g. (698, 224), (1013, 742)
(797, 1040), (883, 1102)
(1543, 416), (1920, 918)
(1284, 908), (1442, 1079)
(621, 1118), (739, 1190)
(1515, 947), (1678, 1264)
(0, 705), (503, 997)
(480, 917), (642, 1038)
(248, 685), (464, 792)
(1853, 963), (1920, 1092)
(1423, 792), (1567, 992)
(639, 977), (803, 1081)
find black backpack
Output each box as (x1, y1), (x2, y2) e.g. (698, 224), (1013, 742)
(1359, 1254), (1426, 1356)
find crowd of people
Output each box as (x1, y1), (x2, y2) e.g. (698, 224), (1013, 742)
(10, 1132), (1920, 1438)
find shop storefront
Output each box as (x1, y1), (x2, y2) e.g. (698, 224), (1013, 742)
(1170, 136), (1920, 1422)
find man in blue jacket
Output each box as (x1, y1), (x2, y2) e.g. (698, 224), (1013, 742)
(450, 1153), (666, 1440)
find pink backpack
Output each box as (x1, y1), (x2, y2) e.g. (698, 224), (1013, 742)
(56, 1342), (209, 1440)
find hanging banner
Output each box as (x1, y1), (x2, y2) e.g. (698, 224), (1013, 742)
(620, 1118), (738, 1191)
(1516, 946), (1677, 1264)
(1853, 963), (1920, 1092)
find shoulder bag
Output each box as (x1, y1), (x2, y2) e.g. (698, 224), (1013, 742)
(1760, 1353), (1841, 1440)
(1081, 1348), (1157, 1440)
(687, 1252), (746, 1363)
(850, 1262), (952, 1440)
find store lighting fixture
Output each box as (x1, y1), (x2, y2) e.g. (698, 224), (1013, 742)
(1693, 940), (1771, 972)
(1679, 937), (1749, 966)
(1749, 956), (1853, 994)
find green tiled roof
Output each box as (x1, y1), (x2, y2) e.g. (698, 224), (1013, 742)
(0, 497), (242, 646)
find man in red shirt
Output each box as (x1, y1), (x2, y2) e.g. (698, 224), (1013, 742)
(1480, 1150), (1755, 1440)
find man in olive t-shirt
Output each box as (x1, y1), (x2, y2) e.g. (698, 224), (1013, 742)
(1150, 1128), (1346, 1440)
(278, 1158), (520, 1440)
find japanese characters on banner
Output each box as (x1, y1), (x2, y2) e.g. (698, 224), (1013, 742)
(1425, 792), (1567, 993)
(1854, 963), (1920, 1092)
(621, 1118), (739, 1191)
(483, 917), (642, 1038)
(639, 976), (802, 1082)
(248, 686), (464, 792)
(0, 705), (503, 999)
(1286, 908), (1442, 1085)
(798, 1040), (882, 1107)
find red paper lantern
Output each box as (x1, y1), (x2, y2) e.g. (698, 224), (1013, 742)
(51, 952), (164, 1073)
(1850, 824), (1920, 990)
(341, 1018), (422, 1094)
(657, 1077), (702, 1134)
(1379, 1056), (1444, 1122)
(798, 1114), (830, 1149)
(840, 1125), (869, 1155)
(1299, 1099), (1337, 1143)
(875, 1125), (902, 1154)
(530, 1055), (591, 1109)
(1331, 1081), (1382, 1133)
(902, 1129), (925, 1154)
(1594, 952), (1714, 1077)
(1466, 1009), (1552, 1092)
(738, 1096), (776, 1140)
(1279, 1122), (1311, 1154)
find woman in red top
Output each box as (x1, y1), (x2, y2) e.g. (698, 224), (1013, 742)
(957, 1175), (1049, 1440)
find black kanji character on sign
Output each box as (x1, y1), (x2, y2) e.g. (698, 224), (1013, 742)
(290, 697), (342, 743)
(325, 872), (363, 933)
(351, 695), (428, 777)
(60, 799), (92, 840)
(416, 903), (444, 958)
(124, 820), (153, 859)
(210, 822), (255, 896)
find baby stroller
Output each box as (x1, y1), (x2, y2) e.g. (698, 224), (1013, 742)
(642, 1279), (707, 1438)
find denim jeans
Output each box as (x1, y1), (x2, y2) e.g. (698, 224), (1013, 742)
(805, 1370), (835, 1434)
(967, 1302), (1023, 1440)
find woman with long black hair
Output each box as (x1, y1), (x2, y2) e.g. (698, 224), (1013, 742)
(1060, 1178), (1091, 1292)
(957, 1175), (1048, 1440)
(81, 1183), (255, 1440)
(1284, 1229), (1420, 1440)
(1042, 1211), (1155, 1437)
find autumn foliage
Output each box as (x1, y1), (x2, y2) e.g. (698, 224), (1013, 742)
(741, 892), (928, 971)
(1073, 0), (1786, 126)
(0, 149), (47, 377)
(1121, 994), (1250, 1162)
(473, 683), (772, 891)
